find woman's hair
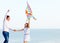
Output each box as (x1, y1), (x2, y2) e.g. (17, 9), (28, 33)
(25, 23), (29, 28)
(6, 15), (10, 19)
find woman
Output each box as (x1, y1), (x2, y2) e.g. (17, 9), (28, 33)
(17, 22), (30, 43)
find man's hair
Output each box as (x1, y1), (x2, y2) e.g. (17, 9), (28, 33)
(6, 15), (10, 19)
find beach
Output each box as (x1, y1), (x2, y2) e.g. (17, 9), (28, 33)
(0, 29), (60, 43)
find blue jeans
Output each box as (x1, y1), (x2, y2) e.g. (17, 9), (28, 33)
(3, 31), (9, 43)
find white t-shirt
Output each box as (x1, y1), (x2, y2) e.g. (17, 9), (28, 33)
(24, 28), (30, 35)
(3, 20), (12, 32)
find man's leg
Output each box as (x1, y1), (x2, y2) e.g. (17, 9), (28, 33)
(3, 31), (9, 43)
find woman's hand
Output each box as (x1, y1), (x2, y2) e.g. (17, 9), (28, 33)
(13, 29), (24, 32)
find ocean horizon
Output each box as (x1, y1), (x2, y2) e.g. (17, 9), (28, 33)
(0, 29), (60, 43)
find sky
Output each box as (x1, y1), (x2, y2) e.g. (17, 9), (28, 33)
(0, 0), (60, 29)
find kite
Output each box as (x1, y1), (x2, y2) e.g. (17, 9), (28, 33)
(25, 2), (36, 22)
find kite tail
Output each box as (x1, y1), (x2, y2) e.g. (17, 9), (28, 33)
(32, 16), (37, 20)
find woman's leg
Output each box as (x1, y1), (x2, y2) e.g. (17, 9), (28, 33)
(3, 31), (9, 43)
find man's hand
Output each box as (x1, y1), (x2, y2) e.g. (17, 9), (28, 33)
(13, 29), (16, 32)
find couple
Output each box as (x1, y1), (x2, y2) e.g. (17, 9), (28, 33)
(2, 10), (30, 43)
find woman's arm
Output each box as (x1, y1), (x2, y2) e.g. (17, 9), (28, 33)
(16, 29), (24, 31)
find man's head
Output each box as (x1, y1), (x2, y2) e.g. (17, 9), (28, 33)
(6, 15), (10, 21)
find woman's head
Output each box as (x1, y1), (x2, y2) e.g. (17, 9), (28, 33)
(24, 23), (29, 28)
(6, 15), (10, 21)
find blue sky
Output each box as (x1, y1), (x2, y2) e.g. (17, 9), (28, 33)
(0, 0), (60, 29)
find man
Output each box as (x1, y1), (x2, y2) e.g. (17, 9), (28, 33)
(2, 10), (16, 43)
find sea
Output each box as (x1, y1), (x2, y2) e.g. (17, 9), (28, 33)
(0, 29), (60, 43)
